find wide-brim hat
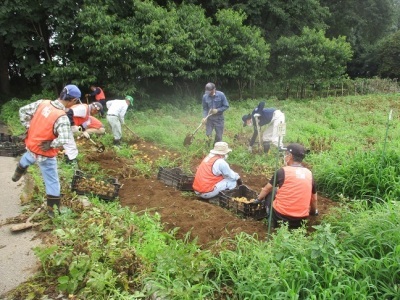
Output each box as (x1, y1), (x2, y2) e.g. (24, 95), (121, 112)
(210, 142), (232, 155)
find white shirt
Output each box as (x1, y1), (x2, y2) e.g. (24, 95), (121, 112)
(106, 100), (129, 121)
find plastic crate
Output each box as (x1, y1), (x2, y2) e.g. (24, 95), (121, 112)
(0, 133), (24, 143)
(71, 170), (121, 201)
(157, 167), (194, 191)
(219, 185), (267, 220)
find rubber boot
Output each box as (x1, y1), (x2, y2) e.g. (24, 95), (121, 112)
(113, 139), (121, 146)
(64, 155), (77, 165)
(263, 141), (271, 154)
(47, 195), (61, 218)
(12, 164), (28, 182)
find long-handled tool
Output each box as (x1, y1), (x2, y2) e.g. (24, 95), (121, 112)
(11, 204), (44, 232)
(124, 124), (141, 141)
(87, 137), (105, 153)
(254, 114), (263, 152)
(184, 112), (212, 146)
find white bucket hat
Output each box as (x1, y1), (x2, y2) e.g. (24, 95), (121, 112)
(210, 142), (232, 155)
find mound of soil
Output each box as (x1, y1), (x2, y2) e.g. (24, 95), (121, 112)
(83, 139), (338, 248)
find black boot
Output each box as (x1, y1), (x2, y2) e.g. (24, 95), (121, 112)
(64, 155), (77, 165)
(113, 139), (121, 145)
(263, 141), (271, 154)
(47, 195), (61, 218)
(12, 164), (28, 182)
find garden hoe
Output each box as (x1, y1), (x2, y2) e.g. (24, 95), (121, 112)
(86, 136), (105, 153)
(124, 124), (141, 141)
(254, 114), (263, 152)
(11, 204), (44, 232)
(184, 112), (212, 146)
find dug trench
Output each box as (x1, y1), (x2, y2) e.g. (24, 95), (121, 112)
(82, 138), (339, 248)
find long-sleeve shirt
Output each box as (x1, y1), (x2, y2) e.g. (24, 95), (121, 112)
(249, 101), (277, 146)
(211, 155), (240, 181)
(106, 100), (129, 123)
(202, 90), (229, 118)
(19, 99), (72, 161)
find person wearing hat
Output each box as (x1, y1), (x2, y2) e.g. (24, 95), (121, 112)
(85, 85), (106, 117)
(63, 101), (103, 163)
(253, 143), (318, 229)
(106, 95), (134, 145)
(202, 82), (230, 146)
(242, 101), (285, 153)
(193, 142), (242, 199)
(11, 84), (81, 217)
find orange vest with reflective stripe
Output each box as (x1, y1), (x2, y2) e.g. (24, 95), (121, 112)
(88, 116), (103, 129)
(71, 104), (90, 126)
(95, 87), (105, 101)
(25, 100), (65, 157)
(192, 155), (224, 193)
(273, 166), (313, 218)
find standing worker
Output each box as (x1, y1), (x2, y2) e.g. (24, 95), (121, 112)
(11, 84), (81, 217)
(242, 101), (285, 154)
(202, 82), (229, 146)
(252, 143), (318, 229)
(193, 142), (242, 199)
(85, 85), (106, 117)
(106, 95), (134, 145)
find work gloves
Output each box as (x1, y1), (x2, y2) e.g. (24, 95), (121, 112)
(82, 131), (90, 139)
(236, 178), (243, 186)
(71, 125), (80, 133)
(252, 199), (261, 204)
(40, 140), (52, 151)
(211, 108), (218, 115)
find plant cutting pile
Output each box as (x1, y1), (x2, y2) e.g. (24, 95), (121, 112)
(1, 93), (400, 299)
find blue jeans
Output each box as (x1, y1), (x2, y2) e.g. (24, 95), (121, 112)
(19, 152), (60, 196)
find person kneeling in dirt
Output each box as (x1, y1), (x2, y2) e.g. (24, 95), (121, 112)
(193, 142), (242, 199)
(106, 95), (134, 145)
(85, 116), (105, 135)
(242, 101), (285, 154)
(253, 143), (318, 229)
(11, 84), (81, 217)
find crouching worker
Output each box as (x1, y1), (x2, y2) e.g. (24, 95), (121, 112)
(12, 84), (81, 217)
(253, 143), (318, 229)
(85, 116), (105, 135)
(193, 142), (242, 199)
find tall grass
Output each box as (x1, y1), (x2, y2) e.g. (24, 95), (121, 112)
(4, 92), (400, 299)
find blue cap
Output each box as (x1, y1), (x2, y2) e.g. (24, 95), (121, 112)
(64, 84), (81, 99)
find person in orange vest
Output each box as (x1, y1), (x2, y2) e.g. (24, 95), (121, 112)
(11, 84), (81, 217)
(253, 143), (318, 229)
(85, 116), (105, 135)
(193, 142), (242, 199)
(85, 85), (106, 117)
(63, 102), (102, 163)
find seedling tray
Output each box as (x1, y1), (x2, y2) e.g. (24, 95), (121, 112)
(71, 170), (121, 201)
(157, 167), (194, 191)
(219, 185), (267, 220)
(0, 134), (25, 157)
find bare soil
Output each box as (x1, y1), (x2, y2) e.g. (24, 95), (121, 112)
(82, 138), (338, 248)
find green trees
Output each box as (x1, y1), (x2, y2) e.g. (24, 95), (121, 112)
(271, 28), (353, 98)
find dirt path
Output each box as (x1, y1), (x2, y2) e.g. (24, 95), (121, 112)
(0, 127), (41, 298)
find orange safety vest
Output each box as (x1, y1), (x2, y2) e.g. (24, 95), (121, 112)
(192, 155), (224, 193)
(273, 166), (313, 218)
(71, 104), (90, 126)
(95, 87), (105, 101)
(88, 116), (103, 129)
(25, 100), (65, 157)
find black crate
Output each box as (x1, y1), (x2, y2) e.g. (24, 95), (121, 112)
(157, 167), (194, 191)
(0, 133), (24, 143)
(0, 141), (25, 157)
(219, 185), (267, 220)
(71, 170), (121, 201)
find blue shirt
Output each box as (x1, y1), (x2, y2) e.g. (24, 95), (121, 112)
(202, 90), (229, 118)
(249, 102), (277, 146)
